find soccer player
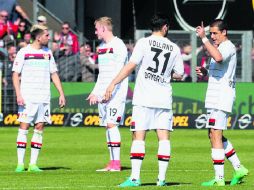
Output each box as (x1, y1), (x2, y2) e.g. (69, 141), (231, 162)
(104, 13), (184, 187)
(86, 17), (128, 171)
(196, 19), (248, 186)
(13, 24), (66, 172)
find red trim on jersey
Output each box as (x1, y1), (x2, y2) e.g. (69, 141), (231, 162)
(98, 48), (113, 54)
(116, 116), (121, 122)
(209, 118), (216, 123)
(130, 153), (145, 157)
(226, 149), (235, 157)
(131, 121), (135, 126)
(24, 53), (51, 60)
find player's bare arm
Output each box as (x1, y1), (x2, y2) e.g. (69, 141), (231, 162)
(104, 62), (136, 101)
(196, 21), (223, 63)
(51, 72), (66, 108)
(12, 72), (25, 105)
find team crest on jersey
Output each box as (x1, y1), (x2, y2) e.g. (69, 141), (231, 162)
(43, 54), (50, 60)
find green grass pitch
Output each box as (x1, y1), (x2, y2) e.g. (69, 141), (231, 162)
(0, 127), (253, 190)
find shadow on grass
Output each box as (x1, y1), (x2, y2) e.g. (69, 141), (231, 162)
(40, 166), (71, 171)
(121, 166), (131, 171)
(142, 182), (191, 186)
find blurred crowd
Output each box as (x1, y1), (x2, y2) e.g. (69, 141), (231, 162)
(0, 2), (254, 86)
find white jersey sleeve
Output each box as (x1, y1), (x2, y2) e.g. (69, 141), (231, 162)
(172, 47), (184, 75)
(12, 47), (25, 73)
(48, 50), (58, 73)
(129, 38), (145, 64)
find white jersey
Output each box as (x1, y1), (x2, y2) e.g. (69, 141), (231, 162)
(130, 35), (184, 109)
(12, 45), (57, 103)
(205, 40), (237, 113)
(92, 36), (128, 101)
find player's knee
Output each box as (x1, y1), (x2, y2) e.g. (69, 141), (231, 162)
(34, 122), (44, 131)
(106, 123), (118, 129)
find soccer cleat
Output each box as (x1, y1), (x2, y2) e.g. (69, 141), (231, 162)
(157, 179), (167, 186)
(15, 164), (25, 172)
(230, 165), (249, 186)
(96, 160), (121, 172)
(28, 164), (43, 172)
(201, 179), (225, 186)
(118, 177), (141, 187)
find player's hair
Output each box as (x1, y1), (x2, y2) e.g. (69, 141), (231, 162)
(210, 19), (228, 34)
(150, 13), (170, 32)
(30, 24), (48, 40)
(94, 17), (113, 31)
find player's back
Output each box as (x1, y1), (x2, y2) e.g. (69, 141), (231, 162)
(131, 35), (183, 109)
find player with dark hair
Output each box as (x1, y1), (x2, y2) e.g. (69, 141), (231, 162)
(13, 24), (66, 172)
(104, 13), (184, 187)
(196, 19), (248, 186)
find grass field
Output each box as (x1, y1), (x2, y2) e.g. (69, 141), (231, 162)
(0, 127), (253, 190)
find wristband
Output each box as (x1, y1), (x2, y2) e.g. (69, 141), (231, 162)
(202, 37), (209, 44)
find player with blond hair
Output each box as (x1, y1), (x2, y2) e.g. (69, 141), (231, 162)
(87, 17), (128, 171)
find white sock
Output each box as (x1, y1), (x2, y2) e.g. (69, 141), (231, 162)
(157, 140), (171, 181)
(106, 126), (121, 161)
(212, 148), (224, 180)
(30, 129), (43, 165)
(17, 129), (28, 165)
(223, 139), (241, 170)
(130, 140), (145, 180)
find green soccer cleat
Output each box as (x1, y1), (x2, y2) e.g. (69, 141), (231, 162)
(230, 165), (249, 186)
(118, 177), (141, 187)
(157, 179), (167, 186)
(201, 179), (225, 186)
(28, 164), (43, 172)
(15, 164), (25, 172)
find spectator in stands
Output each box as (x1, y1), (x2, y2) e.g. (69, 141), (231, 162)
(37, 15), (47, 26)
(181, 43), (203, 82)
(0, 10), (19, 41)
(80, 43), (98, 82)
(17, 39), (27, 49)
(2, 44), (17, 112)
(0, 0), (29, 22)
(198, 45), (210, 82)
(54, 22), (79, 56)
(3, 44), (16, 86)
(16, 19), (29, 43)
(51, 41), (60, 59)
(23, 31), (32, 44)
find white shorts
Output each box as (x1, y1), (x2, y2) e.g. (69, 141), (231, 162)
(18, 103), (51, 124)
(98, 99), (126, 127)
(206, 109), (228, 130)
(131, 105), (173, 131)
